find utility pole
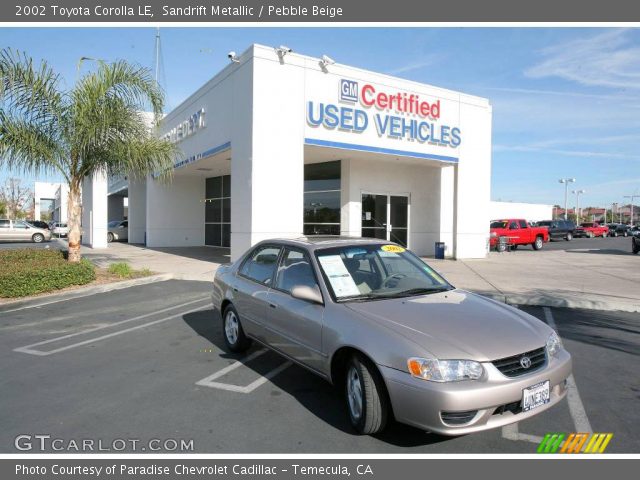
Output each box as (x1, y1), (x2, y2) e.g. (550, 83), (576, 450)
(154, 27), (160, 84)
(559, 178), (575, 220)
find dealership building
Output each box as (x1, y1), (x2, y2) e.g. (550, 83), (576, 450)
(81, 44), (492, 260)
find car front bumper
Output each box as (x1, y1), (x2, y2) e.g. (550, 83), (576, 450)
(380, 349), (572, 435)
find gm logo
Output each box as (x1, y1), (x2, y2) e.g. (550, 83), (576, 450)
(340, 79), (358, 103)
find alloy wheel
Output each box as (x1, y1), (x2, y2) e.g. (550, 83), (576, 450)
(347, 366), (363, 420)
(224, 310), (239, 345)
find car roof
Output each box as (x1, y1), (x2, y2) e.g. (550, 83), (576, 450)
(255, 236), (399, 251)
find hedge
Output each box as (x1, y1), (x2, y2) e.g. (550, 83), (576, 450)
(0, 249), (96, 298)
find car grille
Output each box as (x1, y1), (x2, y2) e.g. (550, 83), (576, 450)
(492, 347), (546, 377)
(440, 410), (478, 426)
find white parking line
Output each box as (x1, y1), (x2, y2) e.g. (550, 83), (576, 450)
(543, 306), (593, 433)
(13, 297), (209, 356)
(196, 349), (292, 393)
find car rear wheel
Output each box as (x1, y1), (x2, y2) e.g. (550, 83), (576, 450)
(222, 304), (252, 353)
(345, 354), (389, 435)
(633, 241), (639, 254)
(587, 232), (594, 238)
(566, 232), (573, 241)
(32, 233), (44, 243)
(532, 236), (543, 250)
(624, 231), (628, 237)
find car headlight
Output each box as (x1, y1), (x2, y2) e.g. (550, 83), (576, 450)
(546, 331), (561, 357)
(490, 232), (497, 237)
(407, 358), (483, 382)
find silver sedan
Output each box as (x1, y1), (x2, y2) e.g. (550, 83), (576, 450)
(212, 237), (572, 435)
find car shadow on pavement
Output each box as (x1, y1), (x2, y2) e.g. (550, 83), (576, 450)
(551, 309), (640, 357)
(565, 248), (632, 256)
(182, 309), (451, 448)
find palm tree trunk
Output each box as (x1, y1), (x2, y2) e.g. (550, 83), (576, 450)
(67, 179), (83, 263)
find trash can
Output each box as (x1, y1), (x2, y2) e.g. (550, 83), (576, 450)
(435, 242), (445, 259)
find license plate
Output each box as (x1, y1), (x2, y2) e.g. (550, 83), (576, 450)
(522, 380), (550, 412)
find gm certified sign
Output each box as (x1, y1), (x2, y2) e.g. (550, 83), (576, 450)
(340, 79), (358, 103)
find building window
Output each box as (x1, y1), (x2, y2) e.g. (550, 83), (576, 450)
(205, 175), (230, 247)
(303, 161), (341, 236)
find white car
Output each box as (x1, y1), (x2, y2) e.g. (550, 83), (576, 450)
(50, 222), (69, 237)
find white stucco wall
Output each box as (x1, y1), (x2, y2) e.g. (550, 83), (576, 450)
(490, 201), (553, 223)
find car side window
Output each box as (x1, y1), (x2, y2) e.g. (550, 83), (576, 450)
(0, 220), (9, 229)
(518, 220), (528, 228)
(121, 221), (128, 228)
(509, 221), (519, 230)
(13, 221), (28, 229)
(239, 246), (281, 285)
(275, 248), (319, 294)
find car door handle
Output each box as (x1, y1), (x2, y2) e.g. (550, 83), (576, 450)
(232, 287), (238, 293)
(269, 303), (277, 309)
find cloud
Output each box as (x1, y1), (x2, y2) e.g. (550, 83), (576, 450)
(493, 144), (636, 160)
(387, 54), (442, 75)
(525, 29), (640, 89)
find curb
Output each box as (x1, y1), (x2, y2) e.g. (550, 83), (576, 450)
(0, 273), (174, 313)
(474, 291), (640, 313)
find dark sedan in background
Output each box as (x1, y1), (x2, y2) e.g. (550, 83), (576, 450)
(536, 220), (576, 241)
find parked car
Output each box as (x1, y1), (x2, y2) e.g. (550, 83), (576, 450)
(107, 220), (128, 243)
(606, 223), (631, 237)
(50, 222), (69, 237)
(633, 228), (640, 254)
(536, 220), (576, 241)
(489, 219), (550, 251)
(574, 222), (609, 238)
(212, 237), (572, 435)
(26, 220), (50, 230)
(0, 219), (52, 243)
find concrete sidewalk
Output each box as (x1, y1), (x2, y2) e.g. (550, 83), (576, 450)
(430, 249), (640, 312)
(78, 242), (640, 312)
(81, 242), (230, 281)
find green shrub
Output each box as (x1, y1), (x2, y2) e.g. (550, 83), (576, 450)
(107, 262), (133, 278)
(0, 249), (95, 298)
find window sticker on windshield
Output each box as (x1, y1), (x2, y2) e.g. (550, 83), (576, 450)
(318, 255), (361, 297)
(381, 245), (405, 253)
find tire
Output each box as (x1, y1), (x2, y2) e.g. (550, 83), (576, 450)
(624, 231), (628, 237)
(587, 232), (594, 238)
(107, 232), (114, 243)
(32, 233), (44, 243)
(532, 236), (544, 250)
(633, 240), (639, 255)
(612, 231), (618, 237)
(496, 242), (507, 253)
(345, 354), (389, 435)
(222, 304), (252, 353)
(566, 232), (573, 241)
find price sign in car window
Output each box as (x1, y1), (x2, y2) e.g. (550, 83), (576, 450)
(318, 255), (361, 297)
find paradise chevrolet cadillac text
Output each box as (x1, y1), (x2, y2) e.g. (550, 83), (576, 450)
(211, 237), (572, 435)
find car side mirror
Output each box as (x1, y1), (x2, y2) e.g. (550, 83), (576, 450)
(291, 285), (323, 305)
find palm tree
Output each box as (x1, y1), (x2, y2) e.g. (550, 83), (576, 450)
(0, 49), (177, 262)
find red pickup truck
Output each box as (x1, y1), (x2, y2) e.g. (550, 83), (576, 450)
(490, 219), (550, 251)
(574, 222), (609, 238)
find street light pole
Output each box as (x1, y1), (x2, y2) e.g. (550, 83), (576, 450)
(572, 189), (585, 223)
(623, 195), (637, 225)
(559, 178), (575, 220)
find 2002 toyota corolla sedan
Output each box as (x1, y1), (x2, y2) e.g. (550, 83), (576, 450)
(211, 237), (572, 435)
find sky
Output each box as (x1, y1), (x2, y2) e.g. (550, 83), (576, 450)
(1, 27), (639, 208)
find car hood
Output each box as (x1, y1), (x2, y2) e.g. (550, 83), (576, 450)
(345, 290), (550, 361)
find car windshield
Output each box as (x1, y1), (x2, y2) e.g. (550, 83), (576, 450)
(108, 221), (120, 227)
(315, 244), (452, 302)
(490, 221), (508, 228)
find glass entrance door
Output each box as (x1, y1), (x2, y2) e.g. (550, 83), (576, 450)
(361, 193), (409, 247)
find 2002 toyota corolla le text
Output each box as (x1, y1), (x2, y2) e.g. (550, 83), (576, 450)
(211, 237), (572, 435)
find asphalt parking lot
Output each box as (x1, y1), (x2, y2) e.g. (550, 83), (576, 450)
(513, 234), (633, 253)
(1, 280), (638, 453)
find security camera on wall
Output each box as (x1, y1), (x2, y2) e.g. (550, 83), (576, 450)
(228, 51), (239, 63)
(275, 45), (293, 58)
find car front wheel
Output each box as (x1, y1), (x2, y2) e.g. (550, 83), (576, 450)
(107, 232), (114, 243)
(566, 232), (573, 241)
(32, 233), (44, 243)
(345, 354), (389, 435)
(222, 304), (252, 353)
(633, 241), (639, 254)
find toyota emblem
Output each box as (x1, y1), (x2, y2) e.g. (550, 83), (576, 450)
(520, 356), (532, 369)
